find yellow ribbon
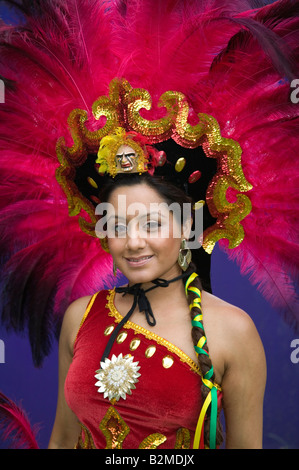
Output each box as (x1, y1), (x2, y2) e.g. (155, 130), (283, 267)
(186, 272), (219, 449)
(184, 272), (198, 295)
(193, 391), (212, 449)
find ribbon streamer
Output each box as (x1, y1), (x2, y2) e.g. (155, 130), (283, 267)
(186, 272), (218, 449)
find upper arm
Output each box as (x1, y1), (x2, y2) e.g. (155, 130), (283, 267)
(221, 309), (267, 449)
(48, 295), (92, 449)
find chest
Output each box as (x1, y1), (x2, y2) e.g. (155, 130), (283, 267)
(65, 292), (204, 449)
(119, 298), (198, 365)
(116, 291), (224, 385)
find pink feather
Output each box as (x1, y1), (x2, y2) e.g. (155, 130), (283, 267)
(0, 392), (39, 449)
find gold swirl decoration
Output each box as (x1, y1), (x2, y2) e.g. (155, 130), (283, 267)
(56, 78), (252, 253)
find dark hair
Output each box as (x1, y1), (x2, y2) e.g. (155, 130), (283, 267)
(100, 172), (193, 220)
(185, 261), (224, 447)
(100, 172), (224, 448)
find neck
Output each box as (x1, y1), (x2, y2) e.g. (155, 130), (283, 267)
(128, 267), (190, 310)
(128, 265), (185, 289)
(106, 269), (194, 364)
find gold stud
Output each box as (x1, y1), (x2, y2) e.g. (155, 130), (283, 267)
(175, 157), (186, 172)
(145, 345), (156, 358)
(162, 355), (174, 368)
(104, 325), (115, 336)
(87, 177), (98, 189)
(193, 200), (205, 210)
(130, 338), (141, 351)
(116, 331), (128, 343)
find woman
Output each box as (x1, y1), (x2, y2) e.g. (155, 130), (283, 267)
(48, 171), (266, 449)
(0, 0), (297, 451)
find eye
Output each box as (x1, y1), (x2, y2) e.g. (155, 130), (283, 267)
(144, 220), (161, 231)
(115, 224), (127, 235)
(107, 222), (127, 237)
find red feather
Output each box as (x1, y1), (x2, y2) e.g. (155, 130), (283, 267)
(0, 392), (39, 449)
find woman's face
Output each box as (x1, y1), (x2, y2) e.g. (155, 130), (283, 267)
(106, 183), (189, 285)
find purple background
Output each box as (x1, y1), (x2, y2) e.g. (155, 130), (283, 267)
(0, 244), (298, 449)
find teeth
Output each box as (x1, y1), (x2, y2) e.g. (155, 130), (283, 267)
(128, 256), (152, 262)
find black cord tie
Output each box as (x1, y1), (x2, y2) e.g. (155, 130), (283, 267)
(100, 271), (191, 364)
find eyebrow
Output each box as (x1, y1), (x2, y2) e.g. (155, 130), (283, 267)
(106, 215), (126, 223)
(116, 152), (135, 157)
(108, 212), (169, 222)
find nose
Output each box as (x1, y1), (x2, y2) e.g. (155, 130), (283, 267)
(125, 223), (147, 251)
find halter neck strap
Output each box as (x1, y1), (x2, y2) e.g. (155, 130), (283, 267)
(100, 271), (192, 364)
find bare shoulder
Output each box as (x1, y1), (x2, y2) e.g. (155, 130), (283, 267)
(60, 295), (93, 355)
(64, 295), (93, 323)
(201, 290), (265, 383)
(202, 290), (260, 338)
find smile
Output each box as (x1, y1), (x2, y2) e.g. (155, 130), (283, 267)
(124, 255), (153, 267)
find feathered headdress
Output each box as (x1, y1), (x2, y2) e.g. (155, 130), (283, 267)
(0, 0), (298, 368)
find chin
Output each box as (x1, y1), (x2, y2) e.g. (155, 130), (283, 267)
(120, 264), (180, 285)
(125, 270), (157, 285)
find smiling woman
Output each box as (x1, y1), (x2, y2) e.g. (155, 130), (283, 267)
(103, 177), (192, 284)
(49, 141), (266, 449)
(0, 0), (298, 452)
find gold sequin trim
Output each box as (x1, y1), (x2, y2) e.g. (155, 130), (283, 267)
(75, 423), (96, 449)
(106, 290), (221, 391)
(175, 428), (191, 449)
(139, 433), (167, 449)
(99, 406), (130, 449)
(74, 292), (99, 343)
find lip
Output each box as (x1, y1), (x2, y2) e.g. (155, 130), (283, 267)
(124, 255), (154, 267)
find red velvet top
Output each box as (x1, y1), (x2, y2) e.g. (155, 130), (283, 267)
(65, 289), (221, 449)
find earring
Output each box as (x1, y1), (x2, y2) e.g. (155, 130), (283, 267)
(178, 239), (192, 271)
(113, 259), (117, 277)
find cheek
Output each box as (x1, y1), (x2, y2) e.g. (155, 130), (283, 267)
(152, 236), (181, 259)
(107, 238), (125, 258)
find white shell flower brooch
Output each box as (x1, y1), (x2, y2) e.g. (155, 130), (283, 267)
(95, 353), (141, 401)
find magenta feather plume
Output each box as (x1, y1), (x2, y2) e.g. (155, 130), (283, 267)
(0, 0), (298, 365)
(0, 392), (39, 449)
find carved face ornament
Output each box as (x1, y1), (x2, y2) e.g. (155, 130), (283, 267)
(115, 144), (137, 173)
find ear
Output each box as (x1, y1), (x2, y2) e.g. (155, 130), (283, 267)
(181, 216), (193, 242)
